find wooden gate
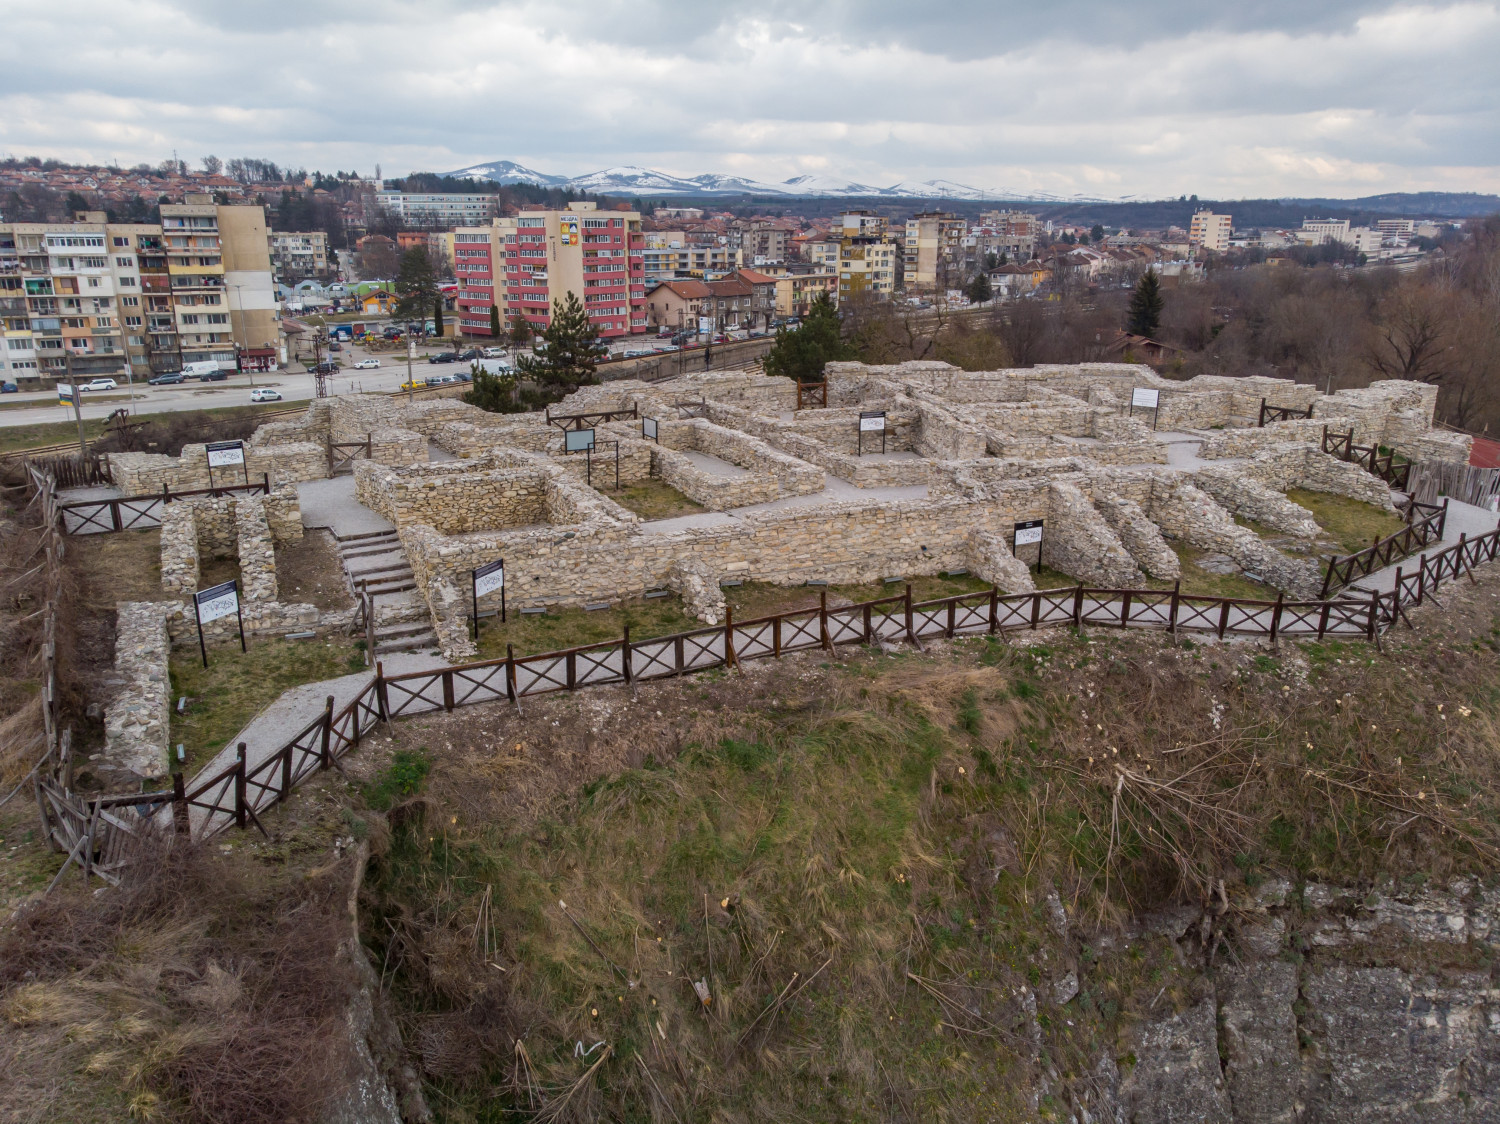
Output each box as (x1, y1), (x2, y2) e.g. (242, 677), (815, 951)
(328, 433), (372, 476)
(796, 381), (827, 409)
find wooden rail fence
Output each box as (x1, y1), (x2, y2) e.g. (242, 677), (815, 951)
(1322, 425), (1413, 490)
(1320, 499), (1447, 598)
(1259, 398), (1315, 426)
(54, 477), (271, 535)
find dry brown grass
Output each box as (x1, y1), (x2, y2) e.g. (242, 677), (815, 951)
(0, 839), (358, 1123)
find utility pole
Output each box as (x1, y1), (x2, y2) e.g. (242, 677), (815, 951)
(63, 351), (87, 460)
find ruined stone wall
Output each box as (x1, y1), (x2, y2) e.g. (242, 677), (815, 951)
(1095, 497), (1181, 580)
(159, 502), (200, 595)
(103, 601), (176, 780)
(965, 530), (1037, 594)
(1194, 465), (1322, 537)
(434, 418), (554, 458)
(1150, 481), (1322, 596)
(234, 495), (278, 602)
(369, 427), (427, 467)
(263, 484), (303, 545)
(1042, 480), (1143, 586)
(651, 419), (823, 508)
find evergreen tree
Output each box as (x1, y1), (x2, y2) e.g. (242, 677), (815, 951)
(489, 303), (502, 338)
(1090, 223), (1105, 243)
(966, 272), (993, 305)
(515, 291), (606, 406)
(463, 363), (523, 413)
(393, 247), (437, 322)
(762, 293), (851, 384)
(510, 313), (531, 346)
(433, 295), (444, 339)
(1127, 270), (1165, 339)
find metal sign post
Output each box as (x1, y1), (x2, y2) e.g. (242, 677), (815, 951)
(858, 410), (887, 456)
(1130, 386), (1161, 431)
(1013, 519), (1044, 572)
(471, 558), (506, 638)
(205, 439), (248, 489)
(643, 416), (659, 444)
(193, 579), (245, 667)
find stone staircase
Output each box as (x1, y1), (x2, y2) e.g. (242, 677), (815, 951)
(336, 529), (439, 657)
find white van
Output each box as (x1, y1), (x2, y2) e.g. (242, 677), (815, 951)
(183, 360), (222, 380)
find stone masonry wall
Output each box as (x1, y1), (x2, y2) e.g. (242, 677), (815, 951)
(263, 484), (303, 545)
(103, 601), (176, 780)
(159, 502), (199, 594)
(1195, 466), (1322, 537)
(1150, 481), (1322, 596)
(234, 495), (279, 602)
(1042, 480), (1143, 586)
(965, 530), (1037, 594)
(1095, 497), (1182, 580)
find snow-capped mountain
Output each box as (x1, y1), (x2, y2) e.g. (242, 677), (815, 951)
(443, 160), (567, 187)
(440, 160), (1026, 200)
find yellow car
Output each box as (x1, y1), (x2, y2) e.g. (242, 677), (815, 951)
(399, 378), (428, 391)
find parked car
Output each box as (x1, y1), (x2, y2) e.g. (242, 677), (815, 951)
(81, 378), (118, 392)
(426, 374), (459, 386)
(197, 370), (228, 382)
(458, 348), (481, 361)
(327, 341), (342, 352)
(428, 352), (459, 364)
(399, 378), (428, 391)
(250, 388), (282, 402)
(313, 361), (341, 374)
(481, 347), (507, 359)
(0, 381), (17, 394)
(452, 372), (472, 382)
(353, 358), (380, 370)
(652, 344), (681, 353)
(147, 372), (187, 385)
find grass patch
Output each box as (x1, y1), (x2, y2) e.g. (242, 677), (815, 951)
(65, 529), (167, 608)
(1159, 545), (1280, 600)
(170, 636), (367, 773)
(474, 593), (705, 659)
(1287, 488), (1407, 554)
(608, 477), (705, 521)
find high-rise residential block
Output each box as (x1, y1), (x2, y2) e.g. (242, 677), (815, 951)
(501, 202), (647, 338)
(903, 211), (965, 289)
(1188, 210), (1232, 253)
(454, 218), (515, 339)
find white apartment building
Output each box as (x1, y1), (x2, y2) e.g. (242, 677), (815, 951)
(374, 192), (502, 227)
(1300, 218), (1352, 246)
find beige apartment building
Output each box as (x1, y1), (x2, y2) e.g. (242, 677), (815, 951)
(641, 232), (743, 281)
(839, 237), (898, 301)
(1188, 210), (1232, 254)
(0, 195), (275, 385)
(268, 230), (330, 279)
(454, 217), (516, 339)
(904, 211), (965, 289)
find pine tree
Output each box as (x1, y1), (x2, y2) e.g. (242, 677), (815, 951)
(762, 293), (851, 384)
(966, 272), (993, 305)
(463, 363), (522, 413)
(515, 291), (606, 406)
(393, 246), (437, 322)
(1127, 271), (1165, 339)
(433, 295), (444, 339)
(489, 303), (502, 338)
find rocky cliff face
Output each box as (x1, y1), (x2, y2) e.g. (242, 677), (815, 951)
(1067, 879), (1500, 1122)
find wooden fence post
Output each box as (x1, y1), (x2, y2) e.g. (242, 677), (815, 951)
(280, 739), (292, 801)
(904, 584), (916, 644)
(1217, 598), (1231, 639)
(320, 695), (335, 768)
(946, 597), (956, 638)
(442, 669), (455, 710)
(1366, 589), (1379, 644)
(863, 603), (873, 644)
(724, 606), (738, 669)
(1119, 590), (1132, 628)
(989, 585), (999, 633)
(375, 661), (390, 723)
(171, 772), (190, 836)
(505, 644), (517, 701)
(773, 615), (782, 657)
(1269, 590), (1284, 647)
(621, 625), (632, 684)
(1417, 554), (1427, 605)
(1072, 584), (1084, 628)
(819, 590), (832, 651)
(235, 743), (248, 830)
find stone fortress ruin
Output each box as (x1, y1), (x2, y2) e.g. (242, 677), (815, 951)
(101, 358), (1468, 690)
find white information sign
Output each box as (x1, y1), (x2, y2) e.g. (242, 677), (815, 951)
(205, 440), (245, 468)
(643, 416), (659, 440)
(564, 428), (596, 453)
(859, 412), (887, 433)
(195, 580), (240, 624)
(1014, 520), (1044, 547)
(473, 560), (505, 598)
(1131, 387), (1160, 409)
(698, 316), (714, 335)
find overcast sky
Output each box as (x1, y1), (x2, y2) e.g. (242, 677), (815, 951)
(1, 0), (1497, 199)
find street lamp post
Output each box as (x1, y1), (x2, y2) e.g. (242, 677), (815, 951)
(230, 282), (255, 387)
